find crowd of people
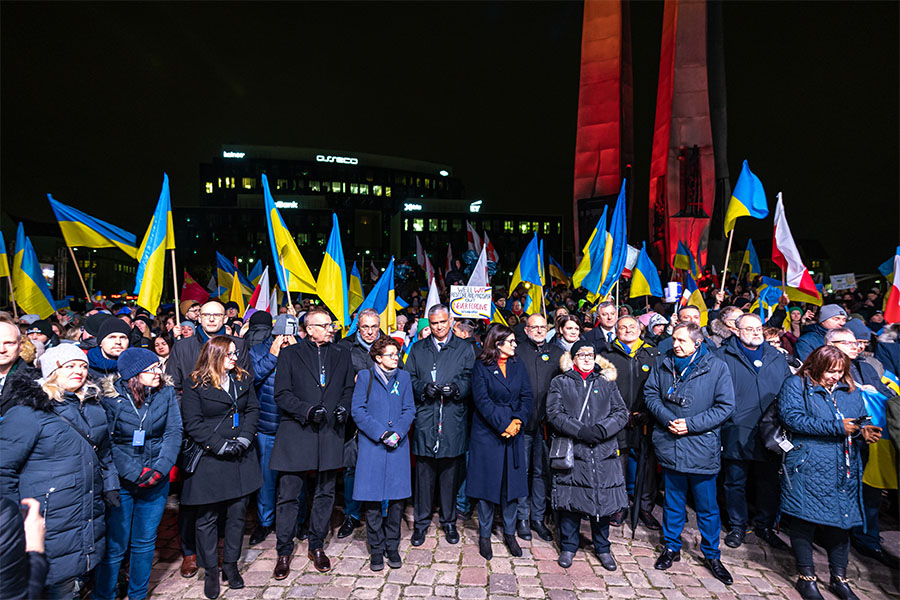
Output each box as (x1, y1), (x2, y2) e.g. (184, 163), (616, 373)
(0, 273), (898, 600)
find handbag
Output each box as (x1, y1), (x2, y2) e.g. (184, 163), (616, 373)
(549, 382), (594, 470)
(760, 381), (800, 456)
(178, 410), (232, 475)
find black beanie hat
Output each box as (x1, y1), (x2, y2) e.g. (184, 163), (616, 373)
(25, 319), (53, 338)
(249, 311), (273, 326)
(84, 313), (112, 337)
(570, 339), (597, 359)
(97, 317), (131, 343)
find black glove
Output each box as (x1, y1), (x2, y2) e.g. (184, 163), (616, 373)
(439, 382), (460, 400)
(307, 405), (328, 424)
(334, 405), (348, 424)
(219, 440), (243, 457)
(423, 383), (441, 401)
(577, 425), (604, 444)
(103, 490), (121, 508)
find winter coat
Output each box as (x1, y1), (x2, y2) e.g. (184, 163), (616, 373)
(0, 375), (118, 584)
(777, 376), (865, 529)
(545, 355), (628, 518)
(515, 338), (563, 435)
(793, 324), (827, 361)
(99, 376), (183, 485)
(405, 334), (476, 458)
(467, 359), (533, 504)
(600, 340), (660, 449)
(875, 326), (900, 375)
(0, 496), (50, 600)
(270, 338), (355, 472)
(715, 337), (791, 461)
(250, 340), (280, 436)
(338, 333), (378, 375)
(180, 375), (262, 505)
(351, 367), (416, 501)
(166, 330), (252, 393)
(0, 357), (39, 417)
(644, 350), (735, 475)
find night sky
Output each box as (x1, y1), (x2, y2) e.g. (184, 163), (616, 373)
(2, 1), (897, 274)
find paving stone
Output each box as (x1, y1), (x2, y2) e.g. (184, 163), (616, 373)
(489, 573), (516, 594)
(457, 589), (488, 600)
(459, 567), (487, 586)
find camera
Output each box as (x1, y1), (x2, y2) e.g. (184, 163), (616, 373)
(664, 392), (686, 407)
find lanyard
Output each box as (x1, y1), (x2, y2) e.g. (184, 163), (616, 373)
(826, 389), (852, 480)
(124, 390), (148, 431)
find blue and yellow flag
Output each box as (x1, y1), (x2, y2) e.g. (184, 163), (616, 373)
(510, 234), (542, 291)
(133, 174), (175, 313)
(673, 241), (699, 278)
(742, 239), (761, 277)
(547, 256), (570, 284)
(630, 242), (663, 299)
(573, 206), (607, 291)
(757, 275), (823, 307)
(249, 260), (264, 286)
(394, 295), (409, 312)
(347, 257), (397, 335)
(596, 180), (628, 298)
(349, 262), (364, 314)
(228, 264), (246, 317)
(491, 301), (508, 326)
(215, 252), (252, 299)
(724, 160), (768, 234)
(12, 223), (56, 318)
(262, 175), (316, 293)
(0, 231), (9, 279)
(317, 213), (350, 329)
(48, 195), (138, 258)
(55, 296), (74, 312)
(682, 272), (708, 327)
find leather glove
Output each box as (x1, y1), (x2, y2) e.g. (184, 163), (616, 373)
(592, 423), (608, 440)
(577, 425), (604, 444)
(334, 405), (348, 424)
(236, 437), (251, 450)
(135, 467), (164, 487)
(103, 490), (121, 508)
(307, 405), (328, 424)
(423, 383), (441, 401)
(380, 430), (401, 449)
(439, 382), (460, 400)
(219, 440), (243, 457)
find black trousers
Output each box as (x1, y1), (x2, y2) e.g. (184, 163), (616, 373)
(195, 495), (249, 570)
(276, 469), (337, 555)
(178, 503), (196, 556)
(414, 455), (464, 531)
(364, 500), (404, 554)
(722, 457), (780, 530)
(789, 517), (850, 572)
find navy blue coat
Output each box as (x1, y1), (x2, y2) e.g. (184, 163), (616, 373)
(351, 367), (416, 501)
(0, 375), (118, 585)
(250, 340), (280, 436)
(468, 359), (534, 504)
(778, 376), (865, 529)
(99, 376), (183, 484)
(793, 324), (827, 361)
(645, 350), (735, 475)
(716, 337), (791, 461)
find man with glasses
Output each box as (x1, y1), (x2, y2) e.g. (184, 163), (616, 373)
(794, 304), (847, 361)
(271, 308), (355, 576)
(715, 313), (791, 550)
(513, 314), (563, 541)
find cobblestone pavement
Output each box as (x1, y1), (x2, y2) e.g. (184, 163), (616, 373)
(146, 497), (899, 600)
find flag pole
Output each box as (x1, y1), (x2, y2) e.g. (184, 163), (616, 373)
(279, 253), (292, 306)
(67, 246), (92, 302)
(6, 275), (18, 318)
(735, 260), (745, 285)
(720, 229), (735, 293)
(170, 250), (182, 338)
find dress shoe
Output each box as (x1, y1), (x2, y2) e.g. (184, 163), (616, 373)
(295, 522), (309, 541)
(203, 568), (220, 599)
(516, 519), (533, 541)
(273, 555), (291, 580)
(180, 554), (198, 578)
(337, 516), (361, 539)
(503, 534), (523, 557)
(479, 536), (493, 560)
(638, 509), (662, 531)
(795, 567), (824, 600)
(386, 549), (403, 569)
(609, 508), (626, 527)
(705, 558), (733, 585)
(369, 553), (384, 572)
(557, 550), (575, 569)
(654, 548), (680, 570)
(531, 520), (554, 542)
(853, 544), (900, 569)
(829, 568), (860, 600)
(308, 548), (332, 572)
(596, 552), (617, 571)
(724, 526), (745, 548)
(442, 523), (460, 544)
(755, 527), (790, 552)
(249, 524), (272, 546)
(221, 562), (244, 589)
(411, 528), (426, 546)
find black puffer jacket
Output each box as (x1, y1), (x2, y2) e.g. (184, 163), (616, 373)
(545, 355), (628, 518)
(0, 357), (39, 417)
(600, 340), (660, 449)
(0, 374), (118, 585)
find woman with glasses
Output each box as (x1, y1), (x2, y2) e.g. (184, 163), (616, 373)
(350, 337), (416, 571)
(468, 325), (533, 560)
(181, 337), (262, 599)
(93, 348), (183, 600)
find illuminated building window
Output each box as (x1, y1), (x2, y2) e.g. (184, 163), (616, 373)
(400, 176), (407, 185)
(429, 218), (439, 232)
(277, 178), (288, 190)
(217, 178), (222, 188)
(332, 181), (342, 193)
(519, 222), (530, 234)
(532, 221), (539, 233)
(483, 221), (491, 231)
(452, 219), (462, 232)
(416, 178), (422, 187)
(557, 222), (561, 234)
(385, 187), (391, 197)
(424, 178), (430, 189)
(440, 219), (448, 232)
(205, 182), (213, 194)
(242, 177), (255, 189)
(359, 184), (369, 195)
(404, 218), (409, 230)
(350, 183), (359, 194)
(310, 180), (321, 192)
(296, 233), (309, 245)
(413, 219), (424, 232)
(543, 222), (551, 234)
(503, 221), (514, 233)
(373, 185), (382, 196)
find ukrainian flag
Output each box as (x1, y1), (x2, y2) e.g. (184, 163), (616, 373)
(673, 241), (699, 278)
(249, 260), (264, 286)
(521, 240), (546, 315)
(491, 301), (508, 326)
(0, 231), (9, 279)
(547, 256), (570, 284)
(742, 239), (761, 278)
(724, 160), (768, 234)
(758, 275), (822, 307)
(349, 262), (364, 314)
(572, 206), (607, 291)
(316, 213), (350, 330)
(394, 295), (409, 312)
(228, 265), (246, 317)
(48, 195), (138, 258)
(133, 174), (175, 313)
(750, 278), (785, 319)
(630, 242), (663, 299)
(347, 257), (397, 335)
(12, 223), (56, 318)
(262, 174), (316, 293)
(596, 180), (628, 298)
(510, 234), (542, 294)
(215, 252), (253, 299)
(682, 272), (709, 327)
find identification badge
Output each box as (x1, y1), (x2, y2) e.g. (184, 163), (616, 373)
(233, 413), (239, 428)
(431, 369), (437, 382)
(132, 429), (145, 447)
(320, 373), (326, 386)
(667, 386), (675, 395)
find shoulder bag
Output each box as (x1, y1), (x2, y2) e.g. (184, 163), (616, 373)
(548, 381), (593, 470)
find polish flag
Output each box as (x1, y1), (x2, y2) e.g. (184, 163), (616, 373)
(369, 259), (380, 282)
(466, 221), (482, 253)
(416, 235), (435, 284)
(484, 232), (499, 263)
(772, 193), (819, 298)
(249, 267), (270, 312)
(884, 247), (900, 323)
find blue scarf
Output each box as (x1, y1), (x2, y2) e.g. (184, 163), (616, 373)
(739, 343), (764, 373)
(672, 343), (708, 380)
(87, 346), (119, 374)
(356, 333), (374, 352)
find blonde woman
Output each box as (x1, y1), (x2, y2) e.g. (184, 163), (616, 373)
(0, 344), (119, 599)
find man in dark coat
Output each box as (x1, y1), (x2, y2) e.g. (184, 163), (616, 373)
(645, 323), (735, 586)
(793, 304), (847, 361)
(600, 315), (661, 531)
(581, 301), (618, 353)
(0, 318), (39, 417)
(715, 313), (791, 551)
(271, 308), (355, 577)
(513, 313), (562, 541)
(405, 304), (476, 546)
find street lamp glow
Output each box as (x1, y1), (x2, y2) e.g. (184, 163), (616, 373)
(439, 170), (449, 177)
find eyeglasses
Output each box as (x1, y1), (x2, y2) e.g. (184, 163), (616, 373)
(527, 325), (548, 331)
(225, 351), (239, 358)
(575, 352), (595, 359)
(381, 353), (399, 359)
(739, 326), (763, 333)
(832, 340), (864, 347)
(142, 365), (163, 374)
(306, 323), (333, 329)
(200, 313), (225, 319)
(502, 339), (517, 346)
(360, 325), (380, 331)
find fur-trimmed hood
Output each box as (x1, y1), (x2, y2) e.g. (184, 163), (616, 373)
(707, 318), (733, 341)
(5, 368), (100, 412)
(878, 323), (900, 343)
(99, 373), (175, 398)
(559, 352), (618, 382)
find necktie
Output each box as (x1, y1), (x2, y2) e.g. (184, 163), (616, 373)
(607, 331), (614, 343)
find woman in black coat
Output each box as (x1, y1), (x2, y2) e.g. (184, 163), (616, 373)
(181, 336), (262, 599)
(469, 325), (533, 561)
(546, 339), (628, 571)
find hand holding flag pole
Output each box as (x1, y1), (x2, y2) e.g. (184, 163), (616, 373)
(170, 248), (181, 338)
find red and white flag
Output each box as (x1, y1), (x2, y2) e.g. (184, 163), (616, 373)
(416, 235), (435, 284)
(248, 267), (270, 312)
(466, 221), (482, 253)
(483, 232), (499, 263)
(446, 243), (453, 273)
(884, 247), (900, 323)
(369, 259), (380, 282)
(772, 193), (819, 298)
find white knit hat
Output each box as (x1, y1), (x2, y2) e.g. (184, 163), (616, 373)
(39, 344), (88, 380)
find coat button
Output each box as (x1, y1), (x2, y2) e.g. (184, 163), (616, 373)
(388, 421), (393, 426)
